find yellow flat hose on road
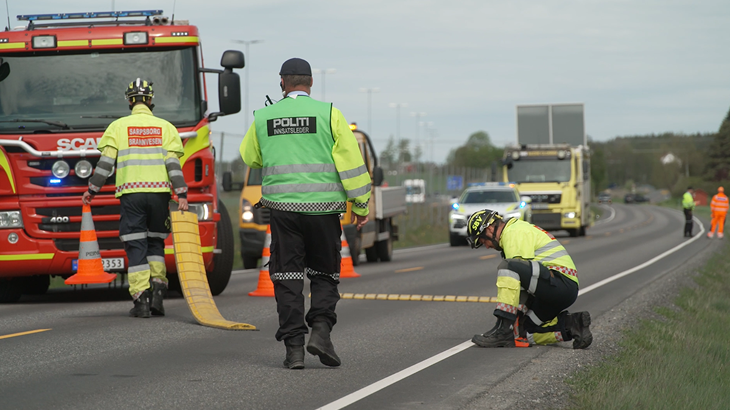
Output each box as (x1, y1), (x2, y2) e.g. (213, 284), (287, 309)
(170, 210), (257, 331)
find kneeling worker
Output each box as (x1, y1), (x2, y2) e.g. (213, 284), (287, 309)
(82, 78), (189, 318)
(466, 210), (592, 349)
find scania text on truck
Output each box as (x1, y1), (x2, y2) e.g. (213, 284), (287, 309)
(0, 10), (244, 302)
(230, 124), (406, 268)
(502, 103), (591, 237)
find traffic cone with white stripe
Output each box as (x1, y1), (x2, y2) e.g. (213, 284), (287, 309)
(339, 226), (360, 278)
(65, 204), (117, 285)
(249, 225), (275, 297)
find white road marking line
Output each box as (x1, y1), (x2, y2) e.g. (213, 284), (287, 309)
(317, 341), (474, 410)
(317, 214), (706, 410)
(594, 204), (616, 225)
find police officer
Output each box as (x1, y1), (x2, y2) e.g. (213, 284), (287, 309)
(466, 210), (592, 349)
(682, 186), (695, 237)
(82, 78), (189, 318)
(239, 58), (370, 369)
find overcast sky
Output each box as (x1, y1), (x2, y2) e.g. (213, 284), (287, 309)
(7, 0), (730, 163)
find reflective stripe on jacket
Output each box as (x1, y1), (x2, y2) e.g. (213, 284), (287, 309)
(241, 95), (371, 215)
(97, 104), (184, 198)
(711, 194), (729, 213)
(499, 218), (579, 285)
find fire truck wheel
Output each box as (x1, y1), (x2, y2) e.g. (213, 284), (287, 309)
(0, 279), (23, 303)
(207, 200), (233, 296)
(19, 275), (50, 295)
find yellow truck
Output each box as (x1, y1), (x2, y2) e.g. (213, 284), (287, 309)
(234, 125), (406, 268)
(502, 104), (591, 237)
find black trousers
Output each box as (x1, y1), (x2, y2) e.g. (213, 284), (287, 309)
(495, 259), (578, 336)
(269, 209), (342, 346)
(119, 193), (171, 295)
(683, 208), (693, 237)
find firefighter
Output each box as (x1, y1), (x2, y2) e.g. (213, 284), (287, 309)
(708, 187), (728, 239)
(682, 187), (696, 237)
(82, 78), (188, 318)
(466, 209), (592, 349)
(239, 58), (370, 369)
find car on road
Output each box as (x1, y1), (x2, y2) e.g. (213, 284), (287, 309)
(625, 193), (649, 204)
(597, 193), (612, 204)
(449, 182), (532, 246)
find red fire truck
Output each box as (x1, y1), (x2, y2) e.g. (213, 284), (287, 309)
(0, 10), (243, 302)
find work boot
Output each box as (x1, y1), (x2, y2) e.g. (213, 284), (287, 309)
(129, 290), (151, 318)
(708, 232), (714, 239)
(307, 321), (341, 367)
(283, 345), (305, 369)
(568, 311), (592, 349)
(719, 233), (725, 239)
(150, 282), (167, 316)
(472, 318), (516, 348)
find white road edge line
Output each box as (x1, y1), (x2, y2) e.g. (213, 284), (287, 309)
(317, 215), (705, 410)
(317, 341), (474, 410)
(593, 204), (615, 225)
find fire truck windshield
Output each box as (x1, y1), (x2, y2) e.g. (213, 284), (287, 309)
(507, 158), (572, 183)
(0, 47), (200, 133)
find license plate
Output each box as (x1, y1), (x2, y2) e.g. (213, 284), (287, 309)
(72, 258), (125, 272)
(532, 203), (549, 209)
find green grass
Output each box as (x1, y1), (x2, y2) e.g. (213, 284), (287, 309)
(567, 240), (730, 409)
(393, 202), (450, 248)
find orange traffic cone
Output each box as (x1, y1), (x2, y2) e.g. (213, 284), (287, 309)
(249, 225), (275, 297)
(339, 227), (360, 278)
(65, 204), (117, 285)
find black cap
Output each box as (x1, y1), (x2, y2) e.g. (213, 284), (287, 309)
(279, 58), (312, 76)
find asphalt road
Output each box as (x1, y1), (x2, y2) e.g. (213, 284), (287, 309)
(0, 204), (713, 410)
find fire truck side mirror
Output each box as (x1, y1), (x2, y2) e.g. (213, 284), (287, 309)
(221, 50), (245, 69)
(218, 70), (241, 116)
(0, 61), (9, 83)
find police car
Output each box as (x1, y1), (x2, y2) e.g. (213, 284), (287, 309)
(449, 182), (532, 246)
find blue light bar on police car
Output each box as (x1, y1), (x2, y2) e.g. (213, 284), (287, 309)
(18, 10), (163, 21)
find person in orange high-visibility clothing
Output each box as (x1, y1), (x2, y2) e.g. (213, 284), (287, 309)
(708, 187), (728, 239)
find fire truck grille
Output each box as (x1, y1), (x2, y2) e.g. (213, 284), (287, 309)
(54, 237), (124, 252)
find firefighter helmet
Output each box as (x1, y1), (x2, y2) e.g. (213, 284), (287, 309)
(125, 78), (154, 100)
(466, 209), (502, 249)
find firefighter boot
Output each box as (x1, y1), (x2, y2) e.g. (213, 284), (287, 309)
(283, 344), (305, 369)
(472, 318), (516, 348)
(307, 321), (341, 367)
(568, 311), (593, 349)
(129, 290), (151, 318)
(150, 282), (167, 316)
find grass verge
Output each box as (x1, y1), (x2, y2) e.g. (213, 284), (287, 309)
(567, 239), (730, 409)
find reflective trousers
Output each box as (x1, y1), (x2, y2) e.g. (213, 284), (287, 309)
(494, 258), (579, 345)
(119, 193), (171, 299)
(710, 212), (726, 234)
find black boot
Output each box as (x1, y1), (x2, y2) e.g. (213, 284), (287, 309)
(150, 282), (167, 316)
(283, 344), (305, 369)
(129, 290), (151, 318)
(472, 317), (516, 348)
(307, 321), (341, 367)
(568, 311), (592, 349)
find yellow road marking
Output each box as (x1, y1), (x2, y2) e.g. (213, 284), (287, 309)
(585, 236), (593, 239)
(479, 254), (497, 260)
(0, 329), (51, 340)
(562, 240), (570, 244)
(395, 267), (423, 273)
(338, 293), (497, 303)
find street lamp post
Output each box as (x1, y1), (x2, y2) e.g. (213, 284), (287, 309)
(389, 103), (408, 162)
(410, 112), (426, 160)
(359, 87), (380, 133)
(232, 39), (264, 132)
(312, 68), (336, 101)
